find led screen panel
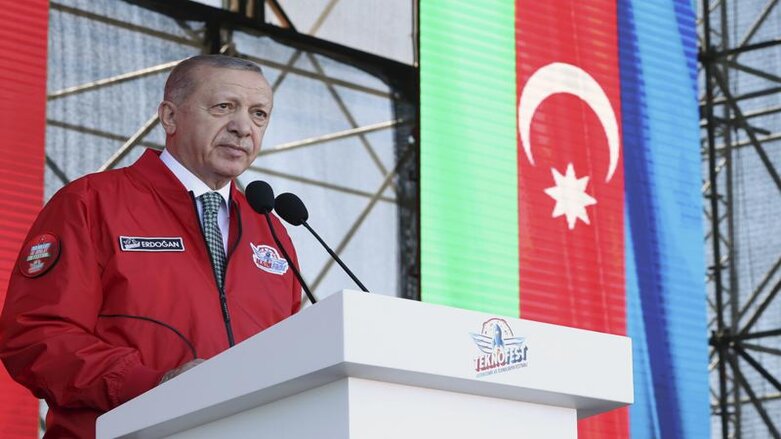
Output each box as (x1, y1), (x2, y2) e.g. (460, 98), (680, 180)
(0, 1), (48, 436)
(420, 1), (708, 437)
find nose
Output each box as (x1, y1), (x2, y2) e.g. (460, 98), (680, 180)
(226, 111), (253, 138)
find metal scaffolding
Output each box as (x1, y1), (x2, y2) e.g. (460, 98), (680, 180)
(700, 0), (781, 437)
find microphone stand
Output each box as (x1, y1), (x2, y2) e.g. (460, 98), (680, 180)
(263, 213), (318, 304)
(301, 221), (369, 293)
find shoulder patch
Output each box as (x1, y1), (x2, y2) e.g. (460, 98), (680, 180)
(19, 233), (61, 278)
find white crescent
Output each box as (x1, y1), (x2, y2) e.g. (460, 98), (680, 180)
(518, 62), (620, 182)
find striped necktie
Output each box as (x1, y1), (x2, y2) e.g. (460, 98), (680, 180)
(199, 192), (226, 289)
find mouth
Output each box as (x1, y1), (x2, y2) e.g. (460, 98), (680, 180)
(218, 143), (249, 155)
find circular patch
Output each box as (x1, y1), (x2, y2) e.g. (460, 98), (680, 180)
(19, 233), (61, 278)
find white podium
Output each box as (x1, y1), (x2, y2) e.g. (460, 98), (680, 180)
(97, 290), (632, 438)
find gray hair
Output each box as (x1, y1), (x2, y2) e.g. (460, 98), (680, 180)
(163, 55), (265, 103)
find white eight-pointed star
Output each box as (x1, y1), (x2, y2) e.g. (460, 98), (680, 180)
(543, 163), (597, 230)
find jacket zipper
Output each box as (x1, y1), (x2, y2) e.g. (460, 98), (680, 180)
(228, 198), (243, 259)
(190, 191), (235, 347)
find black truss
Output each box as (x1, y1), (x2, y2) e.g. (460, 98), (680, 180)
(701, 0), (781, 438)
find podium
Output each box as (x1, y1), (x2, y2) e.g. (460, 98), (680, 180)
(97, 290), (633, 438)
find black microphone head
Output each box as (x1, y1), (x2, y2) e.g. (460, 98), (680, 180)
(245, 180), (275, 214)
(274, 192), (309, 226)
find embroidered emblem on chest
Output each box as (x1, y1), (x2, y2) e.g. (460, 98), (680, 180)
(250, 243), (289, 275)
(119, 236), (185, 252)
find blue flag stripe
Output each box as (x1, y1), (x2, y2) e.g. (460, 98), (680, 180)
(619, 0), (710, 437)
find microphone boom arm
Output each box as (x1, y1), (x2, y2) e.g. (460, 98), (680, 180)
(301, 221), (369, 293)
(263, 213), (318, 304)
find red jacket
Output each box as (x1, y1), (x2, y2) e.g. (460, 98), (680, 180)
(0, 149), (301, 438)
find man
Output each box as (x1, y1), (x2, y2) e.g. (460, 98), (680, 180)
(0, 55), (302, 438)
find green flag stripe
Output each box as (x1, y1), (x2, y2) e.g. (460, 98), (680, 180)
(420, 0), (519, 316)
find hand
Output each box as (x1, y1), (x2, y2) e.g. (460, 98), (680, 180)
(159, 358), (205, 384)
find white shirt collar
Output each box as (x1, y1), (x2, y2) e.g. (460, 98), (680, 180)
(160, 149), (231, 205)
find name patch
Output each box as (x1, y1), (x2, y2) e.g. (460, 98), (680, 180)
(119, 236), (185, 252)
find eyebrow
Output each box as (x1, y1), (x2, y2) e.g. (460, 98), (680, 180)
(211, 92), (271, 108)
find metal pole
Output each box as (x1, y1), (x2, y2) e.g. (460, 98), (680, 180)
(702, 0), (730, 437)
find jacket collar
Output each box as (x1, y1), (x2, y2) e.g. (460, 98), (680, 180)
(128, 149), (242, 203)
(159, 149), (231, 205)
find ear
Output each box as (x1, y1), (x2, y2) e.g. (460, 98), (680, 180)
(158, 101), (177, 135)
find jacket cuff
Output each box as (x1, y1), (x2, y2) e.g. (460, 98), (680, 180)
(115, 364), (165, 406)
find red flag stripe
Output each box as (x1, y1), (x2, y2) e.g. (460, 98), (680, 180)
(0, 1), (48, 437)
(515, 1), (627, 437)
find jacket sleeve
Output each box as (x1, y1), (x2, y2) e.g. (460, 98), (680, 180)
(0, 186), (164, 412)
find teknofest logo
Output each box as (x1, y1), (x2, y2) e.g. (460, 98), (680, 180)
(470, 318), (529, 377)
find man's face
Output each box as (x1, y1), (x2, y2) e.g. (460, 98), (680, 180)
(160, 66), (273, 189)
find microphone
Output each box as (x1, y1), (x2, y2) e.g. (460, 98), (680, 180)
(274, 192), (369, 293)
(245, 181), (317, 304)
(244, 180), (275, 214)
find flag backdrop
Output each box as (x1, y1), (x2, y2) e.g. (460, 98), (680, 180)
(0, 1), (49, 437)
(420, 0), (708, 438)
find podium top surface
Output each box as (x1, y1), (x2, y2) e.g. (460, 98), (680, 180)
(98, 290), (633, 438)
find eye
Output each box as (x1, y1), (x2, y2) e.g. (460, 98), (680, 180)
(213, 103), (233, 111)
(252, 109), (268, 121)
